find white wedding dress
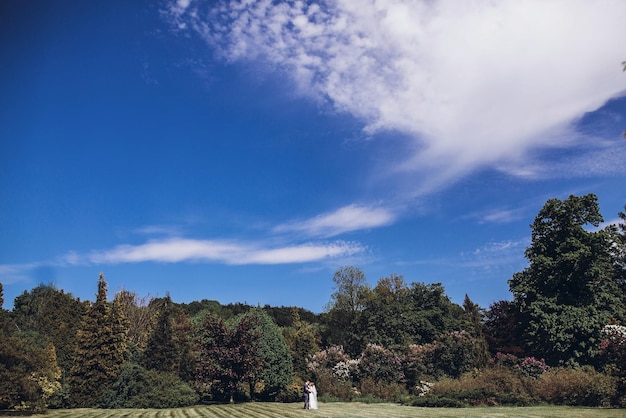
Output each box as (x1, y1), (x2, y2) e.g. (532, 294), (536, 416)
(309, 385), (318, 409)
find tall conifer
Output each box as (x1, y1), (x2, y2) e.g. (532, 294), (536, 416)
(69, 273), (128, 407)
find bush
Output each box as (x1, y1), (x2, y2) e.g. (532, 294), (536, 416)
(406, 394), (466, 407)
(430, 367), (534, 406)
(358, 344), (404, 384)
(100, 362), (199, 408)
(536, 366), (617, 407)
(358, 377), (408, 402)
(275, 377), (304, 403)
(308, 369), (354, 401)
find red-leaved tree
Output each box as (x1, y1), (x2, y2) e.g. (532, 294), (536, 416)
(196, 313), (262, 403)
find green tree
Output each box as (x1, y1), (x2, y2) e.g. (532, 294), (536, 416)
(284, 308), (320, 379)
(608, 205), (626, 296)
(509, 194), (625, 366)
(461, 294), (490, 367)
(69, 273), (128, 407)
(244, 308), (293, 400)
(143, 294), (178, 373)
(172, 310), (195, 383)
(0, 332), (61, 411)
(360, 274), (413, 350)
(12, 284), (85, 375)
(424, 330), (487, 378)
(323, 266), (371, 356)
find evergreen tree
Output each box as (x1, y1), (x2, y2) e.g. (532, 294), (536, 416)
(172, 310), (195, 382)
(69, 273), (128, 407)
(462, 294), (490, 367)
(245, 307), (293, 400)
(143, 294), (178, 373)
(284, 308), (320, 379)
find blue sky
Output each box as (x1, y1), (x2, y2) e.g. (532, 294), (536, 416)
(1, 0), (625, 313)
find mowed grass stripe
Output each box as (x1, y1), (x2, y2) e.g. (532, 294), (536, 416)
(9, 403), (626, 418)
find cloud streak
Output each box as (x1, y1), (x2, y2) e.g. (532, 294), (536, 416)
(87, 238), (364, 265)
(274, 204), (396, 237)
(0, 238), (365, 284)
(165, 0), (626, 192)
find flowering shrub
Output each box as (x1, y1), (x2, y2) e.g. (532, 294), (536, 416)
(415, 380), (433, 397)
(307, 346), (350, 374)
(602, 324), (626, 340)
(490, 353), (548, 378)
(306, 346), (355, 400)
(333, 359), (360, 381)
(599, 324), (626, 358)
(599, 324), (626, 406)
(430, 331), (487, 378)
(517, 357), (549, 379)
(358, 344), (404, 383)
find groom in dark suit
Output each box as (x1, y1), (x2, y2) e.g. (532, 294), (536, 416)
(303, 380), (310, 409)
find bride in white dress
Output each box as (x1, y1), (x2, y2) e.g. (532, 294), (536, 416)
(309, 382), (318, 409)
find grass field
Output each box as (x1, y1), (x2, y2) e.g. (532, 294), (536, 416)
(7, 403), (626, 418)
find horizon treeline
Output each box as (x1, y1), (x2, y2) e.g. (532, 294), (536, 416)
(1, 193), (625, 411)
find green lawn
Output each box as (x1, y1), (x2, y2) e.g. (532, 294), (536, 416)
(6, 403), (626, 418)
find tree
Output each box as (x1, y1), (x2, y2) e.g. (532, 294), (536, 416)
(360, 274), (413, 350)
(323, 266), (371, 355)
(284, 308), (320, 379)
(12, 284), (86, 375)
(113, 289), (154, 351)
(69, 273), (128, 407)
(509, 194), (625, 366)
(244, 308), (293, 400)
(0, 284), (62, 412)
(608, 205), (626, 296)
(195, 312), (262, 403)
(461, 294), (490, 367)
(0, 335), (62, 411)
(484, 300), (524, 356)
(143, 294), (178, 373)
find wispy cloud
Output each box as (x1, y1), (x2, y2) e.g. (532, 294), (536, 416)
(274, 204), (396, 237)
(0, 238), (366, 284)
(89, 238), (365, 265)
(0, 263), (39, 285)
(165, 0), (626, 192)
(397, 238), (528, 272)
(1, 203), (387, 284)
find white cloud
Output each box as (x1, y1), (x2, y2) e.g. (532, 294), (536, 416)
(461, 239), (529, 271)
(87, 237), (364, 265)
(0, 263), (37, 284)
(274, 204), (395, 237)
(480, 209), (521, 224)
(165, 0), (626, 191)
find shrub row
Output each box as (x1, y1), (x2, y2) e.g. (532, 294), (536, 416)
(405, 366), (617, 407)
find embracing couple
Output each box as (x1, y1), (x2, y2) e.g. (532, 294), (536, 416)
(303, 380), (318, 409)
